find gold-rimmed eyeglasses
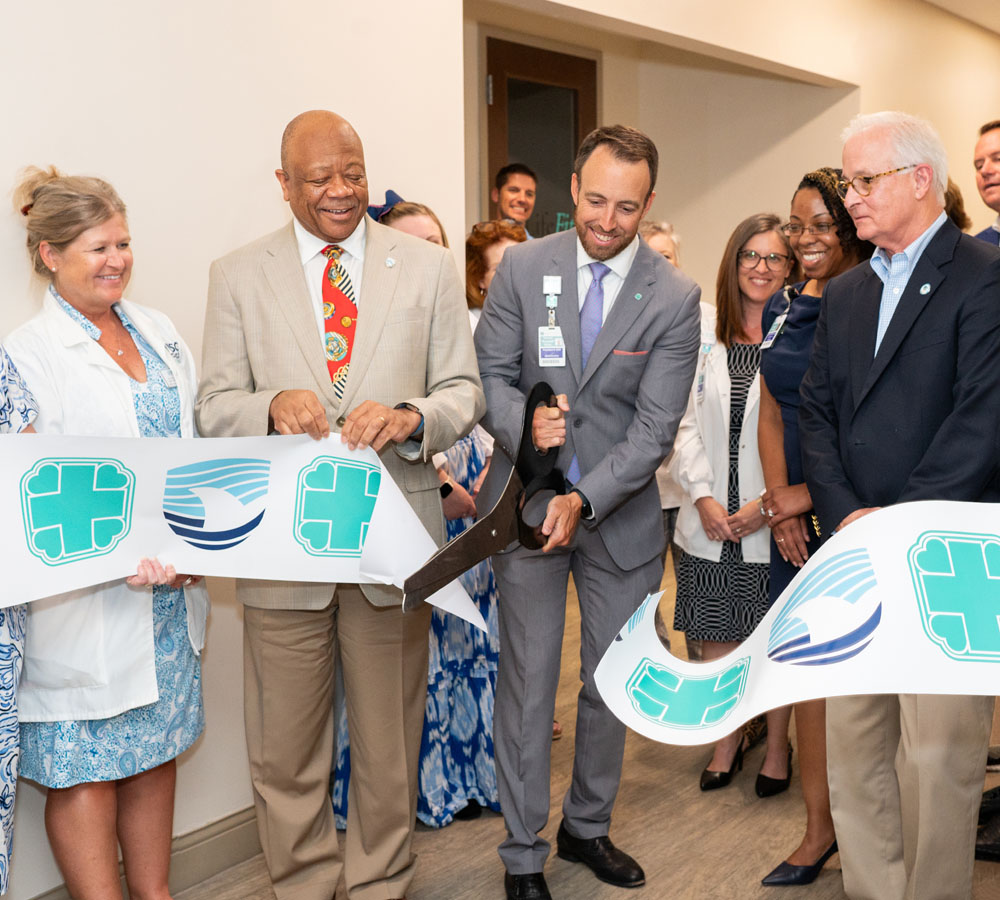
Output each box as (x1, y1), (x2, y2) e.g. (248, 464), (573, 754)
(835, 165), (916, 199)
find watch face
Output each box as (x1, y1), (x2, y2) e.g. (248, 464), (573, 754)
(440, 482), (454, 499)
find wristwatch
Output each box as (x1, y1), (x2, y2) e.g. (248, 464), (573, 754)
(394, 402), (424, 437)
(439, 480), (454, 499)
(571, 487), (594, 520)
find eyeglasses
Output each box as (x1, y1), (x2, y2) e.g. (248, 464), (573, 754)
(737, 250), (790, 271)
(835, 165), (916, 199)
(781, 222), (837, 236)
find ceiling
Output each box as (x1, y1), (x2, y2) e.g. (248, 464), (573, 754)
(925, 0), (1000, 36)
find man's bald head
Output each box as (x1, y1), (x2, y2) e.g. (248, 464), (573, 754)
(280, 110), (361, 171)
(276, 110), (369, 243)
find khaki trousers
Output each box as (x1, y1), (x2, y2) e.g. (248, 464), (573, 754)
(243, 586), (432, 900)
(827, 693), (992, 900)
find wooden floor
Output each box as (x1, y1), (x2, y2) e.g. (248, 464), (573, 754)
(178, 565), (1000, 900)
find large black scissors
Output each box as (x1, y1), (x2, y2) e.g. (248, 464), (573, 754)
(402, 382), (565, 611)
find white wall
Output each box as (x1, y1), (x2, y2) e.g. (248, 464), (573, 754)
(637, 47), (858, 300)
(1, 2), (465, 897)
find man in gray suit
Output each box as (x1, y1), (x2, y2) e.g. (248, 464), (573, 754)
(197, 110), (483, 900)
(475, 125), (701, 900)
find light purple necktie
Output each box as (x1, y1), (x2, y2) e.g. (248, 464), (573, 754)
(580, 262), (610, 370)
(567, 262), (611, 484)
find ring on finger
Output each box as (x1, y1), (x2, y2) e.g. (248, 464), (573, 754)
(758, 499), (766, 517)
(776, 537), (785, 543)
(767, 508), (774, 517)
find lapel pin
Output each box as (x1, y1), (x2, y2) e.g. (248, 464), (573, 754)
(919, 283), (930, 295)
(634, 293), (642, 300)
(385, 257), (396, 268)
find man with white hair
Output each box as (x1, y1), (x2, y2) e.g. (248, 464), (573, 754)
(799, 111), (1000, 900)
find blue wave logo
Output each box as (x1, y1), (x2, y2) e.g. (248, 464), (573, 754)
(767, 549), (880, 666)
(163, 458), (270, 550)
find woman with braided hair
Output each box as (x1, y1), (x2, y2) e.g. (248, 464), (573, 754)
(757, 167), (873, 886)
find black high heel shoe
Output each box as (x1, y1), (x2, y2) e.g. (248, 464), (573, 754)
(761, 841), (838, 886)
(700, 740), (744, 791)
(756, 743), (793, 798)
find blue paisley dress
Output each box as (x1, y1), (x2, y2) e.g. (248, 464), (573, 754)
(0, 347), (37, 894)
(19, 296), (204, 788)
(333, 428), (501, 827)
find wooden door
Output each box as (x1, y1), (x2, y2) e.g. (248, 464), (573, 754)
(486, 38), (597, 237)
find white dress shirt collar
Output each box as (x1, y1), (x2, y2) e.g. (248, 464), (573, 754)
(292, 215), (367, 267)
(575, 233), (640, 281)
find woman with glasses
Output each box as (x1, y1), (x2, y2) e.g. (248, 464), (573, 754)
(757, 168), (872, 886)
(673, 213), (794, 793)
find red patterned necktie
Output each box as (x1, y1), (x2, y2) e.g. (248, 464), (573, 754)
(321, 244), (357, 400)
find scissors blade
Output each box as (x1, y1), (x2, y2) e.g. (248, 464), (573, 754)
(402, 466), (522, 611)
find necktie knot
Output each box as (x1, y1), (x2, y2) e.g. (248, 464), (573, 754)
(588, 261), (611, 283)
(323, 244), (344, 262)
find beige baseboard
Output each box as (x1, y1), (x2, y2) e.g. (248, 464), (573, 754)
(30, 807), (261, 900)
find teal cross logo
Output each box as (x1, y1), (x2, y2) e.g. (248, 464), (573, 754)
(625, 657), (749, 729)
(293, 457), (381, 558)
(20, 458), (135, 566)
(909, 531), (1000, 663)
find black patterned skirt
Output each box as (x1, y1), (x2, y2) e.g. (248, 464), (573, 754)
(673, 341), (770, 643)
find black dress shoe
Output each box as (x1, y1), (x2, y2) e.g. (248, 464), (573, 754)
(555, 820), (645, 888)
(700, 741), (744, 791)
(504, 871), (552, 899)
(756, 743), (793, 798)
(761, 841), (838, 886)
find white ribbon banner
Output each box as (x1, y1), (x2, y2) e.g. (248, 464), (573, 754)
(596, 501), (1000, 745)
(0, 433), (484, 630)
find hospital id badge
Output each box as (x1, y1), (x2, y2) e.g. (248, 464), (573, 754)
(760, 313), (788, 350)
(538, 326), (566, 367)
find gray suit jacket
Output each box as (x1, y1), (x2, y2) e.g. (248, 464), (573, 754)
(475, 230), (700, 571)
(196, 217), (485, 608)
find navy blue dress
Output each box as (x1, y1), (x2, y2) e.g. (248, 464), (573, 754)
(759, 285), (823, 600)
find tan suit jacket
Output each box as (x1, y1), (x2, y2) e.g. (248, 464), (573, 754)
(196, 217), (484, 609)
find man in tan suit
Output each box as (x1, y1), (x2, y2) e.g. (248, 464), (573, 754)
(196, 110), (484, 900)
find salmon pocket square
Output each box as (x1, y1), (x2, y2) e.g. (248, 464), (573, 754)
(612, 349), (649, 356)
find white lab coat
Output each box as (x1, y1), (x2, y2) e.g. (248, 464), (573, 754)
(4, 293), (209, 721)
(672, 303), (768, 564)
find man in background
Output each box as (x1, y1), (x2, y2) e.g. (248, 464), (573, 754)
(492, 162), (537, 234)
(973, 119), (1000, 245)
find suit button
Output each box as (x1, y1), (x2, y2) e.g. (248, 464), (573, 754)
(336, 416), (346, 427)
(573, 418), (583, 427)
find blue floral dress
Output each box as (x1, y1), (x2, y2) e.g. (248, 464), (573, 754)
(332, 428), (501, 827)
(0, 347), (37, 894)
(19, 297), (204, 788)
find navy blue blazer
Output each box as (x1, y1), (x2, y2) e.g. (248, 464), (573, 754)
(799, 220), (1000, 535)
(975, 225), (1000, 246)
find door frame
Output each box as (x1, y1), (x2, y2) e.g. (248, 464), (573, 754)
(466, 25), (601, 227)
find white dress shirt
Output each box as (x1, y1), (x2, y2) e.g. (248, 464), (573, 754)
(575, 234), (640, 324)
(293, 216), (367, 347)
